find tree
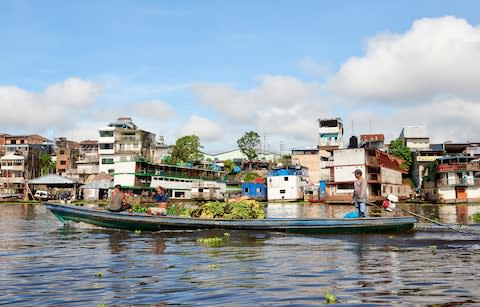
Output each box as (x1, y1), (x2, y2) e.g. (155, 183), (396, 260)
(389, 138), (412, 172)
(40, 153), (55, 175)
(237, 131), (261, 162)
(223, 159), (236, 174)
(170, 135), (203, 164)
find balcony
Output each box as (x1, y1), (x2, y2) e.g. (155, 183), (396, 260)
(0, 177), (25, 184)
(436, 178), (480, 187)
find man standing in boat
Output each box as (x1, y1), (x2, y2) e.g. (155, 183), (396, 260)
(353, 169), (367, 218)
(108, 184), (132, 213)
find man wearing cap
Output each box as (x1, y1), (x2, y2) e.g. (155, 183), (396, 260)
(353, 169), (367, 217)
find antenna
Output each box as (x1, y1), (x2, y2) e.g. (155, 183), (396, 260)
(351, 120), (354, 136)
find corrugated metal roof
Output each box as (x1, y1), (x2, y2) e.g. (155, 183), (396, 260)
(81, 179), (113, 189)
(28, 174), (77, 185)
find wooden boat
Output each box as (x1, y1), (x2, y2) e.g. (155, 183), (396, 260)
(45, 203), (416, 234)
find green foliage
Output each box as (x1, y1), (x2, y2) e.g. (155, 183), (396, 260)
(389, 138), (413, 172)
(95, 272), (104, 278)
(40, 153), (55, 175)
(167, 205), (190, 217)
(470, 213), (480, 223)
(278, 154), (292, 166)
(132, 205), (147, 213)
(170, 135), (203, 164)
(237, 131), (261, 161)
(190, 200), (265, 219)
(324, 293), (337, 304)
(197, 237), (224, 247)
(223, 159), (236, 174)
(242, 172), (261, 182)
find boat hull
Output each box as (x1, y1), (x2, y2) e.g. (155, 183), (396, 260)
(45, 204), (416, 234)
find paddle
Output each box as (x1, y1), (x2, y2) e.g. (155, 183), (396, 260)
(367, 201), (468, 234)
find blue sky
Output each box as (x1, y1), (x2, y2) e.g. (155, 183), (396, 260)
(2, 1), (480, 153)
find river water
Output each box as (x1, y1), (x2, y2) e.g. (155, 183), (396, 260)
(1, 203), (480, 306)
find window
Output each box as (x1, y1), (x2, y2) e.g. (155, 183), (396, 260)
(280, 189), (286, 194)
(59, 150), (65, 155)
(60, 161), (66, 165)
(20, 140), (25, 144)
(256, 188), (261, 193)
(99, 143), (113, 150)
(284, 177), (289, 181)
(244, 188), (249, 193)
(100, 131), (114, 137)
(102, 158), (114, 164)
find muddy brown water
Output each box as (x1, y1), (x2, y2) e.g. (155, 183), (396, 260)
(1, 203), (479, 306)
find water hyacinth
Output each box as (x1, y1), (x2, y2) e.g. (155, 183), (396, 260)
(190, 200), (265, 219)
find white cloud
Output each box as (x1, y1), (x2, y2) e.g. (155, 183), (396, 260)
(298, 56), (330, 78)
(177, 115), (223, 142)
(330, 16), (480, 103)
(129, 100), (176, 120)
(1, 78), (101, 132)
(192, 75), (325, 148)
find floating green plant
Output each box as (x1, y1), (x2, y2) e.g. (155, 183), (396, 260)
(134, 229), (141, 234)
(471, 213), (480, 223)
(207, 264), (219, 270)
(429, 245), (437, 254)
(324, 292), (337, 304)
(223, 232), (231, 237)
(197, 236), (224, 247)
(95, 272), (104, 278)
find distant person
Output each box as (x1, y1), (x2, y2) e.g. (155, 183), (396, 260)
(353, 169), (367, 217)
(108, 184), (132, 213)
(147, 186), (169, 216)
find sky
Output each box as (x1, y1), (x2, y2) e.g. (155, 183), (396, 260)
(2, 0), (480, 154)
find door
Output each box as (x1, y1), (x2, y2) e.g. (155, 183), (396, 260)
(456, 187), (467, 200)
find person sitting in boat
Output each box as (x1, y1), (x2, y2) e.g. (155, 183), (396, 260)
(147, 186), (169, 216)
(353, 169), (367, 218)
(108, 184), (132, 213)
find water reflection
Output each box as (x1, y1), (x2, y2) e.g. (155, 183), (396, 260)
(1, 204), (480, 306)
(266, 202), (480, 224)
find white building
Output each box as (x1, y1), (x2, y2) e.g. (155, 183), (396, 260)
(327, 148), (411, 200)
(318, 118), (344, 151)
(399, 126), (430, 151)
(266, 166), (309, 201)
(114, 160), (226, 200)
(0, 153), (25, 194)
(98, 117), (156, 174)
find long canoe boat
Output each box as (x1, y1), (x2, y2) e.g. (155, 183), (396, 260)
(45, 203), (416, 234)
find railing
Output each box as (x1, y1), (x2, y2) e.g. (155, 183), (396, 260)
(436, 178), (480, 187)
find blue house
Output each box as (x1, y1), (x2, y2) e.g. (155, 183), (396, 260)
(241, 182), (267, 200)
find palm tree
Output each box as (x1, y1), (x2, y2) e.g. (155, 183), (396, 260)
(40, 153), (55, 175)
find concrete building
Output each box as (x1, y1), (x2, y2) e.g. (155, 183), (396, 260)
(98, 117), (156, 174)
(76, 140), (100, 183)
(0, 153), (25, 194)
(360, 134), (385, 149)
(399, 126), (430, 151)
(327, 148), (411, 201)
(55, 137), (80, 177)
(422, 156), (480, 203)
(318, 118), (344, 151)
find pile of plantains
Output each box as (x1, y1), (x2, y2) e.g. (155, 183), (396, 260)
(190, 199), (265, 219)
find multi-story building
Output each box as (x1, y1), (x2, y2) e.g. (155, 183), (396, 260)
(114, 160), (226, 200)
(360, 134), (385, 149)
(318, 118), (344, 151)
(0, 152), (25, 194)
(292, 146), (321, 183)
(422, 156), (480, 203)
(98, 117), (156, 174)
(0, 134), (53, 193)
(326, 148), (411, 201)
(153, 136), (171, 163)
(76, 140), (99, 182)
(0, 133), (10, 157)
(55, 137), (80, 177)
(399, 126), (430, 151)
